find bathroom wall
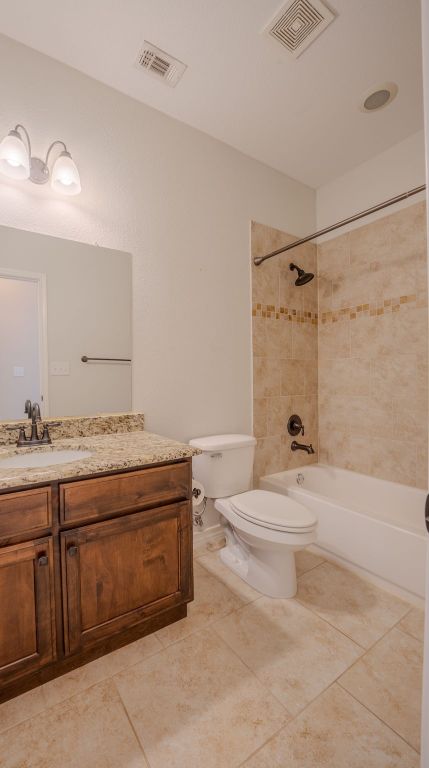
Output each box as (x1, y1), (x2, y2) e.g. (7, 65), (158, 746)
(251, 222), (318, 484)
(318, 201), (428, 488)
(317, 130), (426, 231)
(0, 34), (315, 443)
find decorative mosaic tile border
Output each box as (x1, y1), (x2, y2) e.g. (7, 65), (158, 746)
(252, 293), (425, 327)
(320, 293), (423, 324)
(252, 303), (318, 325)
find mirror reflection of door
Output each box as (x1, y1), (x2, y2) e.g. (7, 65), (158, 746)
(0, 271), (47, 420)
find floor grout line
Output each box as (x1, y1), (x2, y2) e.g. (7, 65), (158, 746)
(336, 679), (421, 755)
(112, 677), (154, 768)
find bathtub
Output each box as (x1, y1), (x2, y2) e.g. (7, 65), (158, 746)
(260, 464), (427, 599)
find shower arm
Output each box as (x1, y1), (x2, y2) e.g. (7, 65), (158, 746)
(253, 184), (426, 266)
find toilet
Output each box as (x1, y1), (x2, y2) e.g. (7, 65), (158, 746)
(189, 434), (317, 598)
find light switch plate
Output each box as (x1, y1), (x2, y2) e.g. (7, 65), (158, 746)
(50, 361), (70, 376)
(13, 366), (24, 377)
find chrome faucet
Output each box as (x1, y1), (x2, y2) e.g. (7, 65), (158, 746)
(291, 440), (315, 455)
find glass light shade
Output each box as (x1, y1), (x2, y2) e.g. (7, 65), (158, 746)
(51, 151), (81, 195)
(0, 130), (30, 180)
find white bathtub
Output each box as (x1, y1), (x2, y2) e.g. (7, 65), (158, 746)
(260, 464), (428, 599)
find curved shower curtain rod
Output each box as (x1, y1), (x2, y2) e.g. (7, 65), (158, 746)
(254, 183), (427, 266)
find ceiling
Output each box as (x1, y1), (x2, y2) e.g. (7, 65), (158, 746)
(0, 0), (424, 188)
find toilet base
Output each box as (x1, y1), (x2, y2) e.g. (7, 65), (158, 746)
(220, 534), (298, 599)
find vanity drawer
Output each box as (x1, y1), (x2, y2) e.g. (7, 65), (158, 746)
(59, 461), (191, 525)
(0, 487), (52, 541)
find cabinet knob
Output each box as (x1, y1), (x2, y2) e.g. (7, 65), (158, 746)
(67, 545), (78, 557)
(38, 554), (49, 566)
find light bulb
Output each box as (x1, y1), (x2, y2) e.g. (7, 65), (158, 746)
(51, 150), (81, 195)
(0, 130), (30, 180)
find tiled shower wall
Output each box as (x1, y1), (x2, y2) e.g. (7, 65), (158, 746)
(251, 201), (428, 489)
(318, 201), (428, 488)
(251, 222), (318, 484)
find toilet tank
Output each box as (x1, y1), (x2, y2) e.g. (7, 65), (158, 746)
(189, 434), (256, 498)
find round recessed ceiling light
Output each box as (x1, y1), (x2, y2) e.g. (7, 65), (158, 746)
(360, 82), (398, 112)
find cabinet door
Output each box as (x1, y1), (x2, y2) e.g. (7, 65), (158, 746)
(0, 538), (56, 682)
(62, 502), (192, 654)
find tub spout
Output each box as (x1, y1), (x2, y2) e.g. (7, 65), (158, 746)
(291, 440), (315, 455)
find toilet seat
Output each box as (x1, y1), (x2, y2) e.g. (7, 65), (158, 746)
(230, 490), (316, 533)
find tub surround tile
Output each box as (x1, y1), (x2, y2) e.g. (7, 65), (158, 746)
(338, 627), (423, 751)
(0, 680), (148, 768)
(155, 561), (244, 647)
(0, 429), (199, 490)
(253, 436), (284, 484)
(0, 411), (145, 446)
(317, 201), (428, 489)
(252, 221), (318, 477)
(114, 628), (288, 768)
(399, 607), (425, 642)
(214, 597), (362, 717)
(242, 683), (419, 768)
(297, 562), (410, 649)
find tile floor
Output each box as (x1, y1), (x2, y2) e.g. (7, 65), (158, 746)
(0, 546), (424, 767)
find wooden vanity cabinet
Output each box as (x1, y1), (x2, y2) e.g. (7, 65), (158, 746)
(0, 459), (193, 703)
(0, 537), (56, 683)
(61, 501), (192, 654)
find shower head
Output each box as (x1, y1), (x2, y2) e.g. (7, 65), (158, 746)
(289, 262), (314, 286)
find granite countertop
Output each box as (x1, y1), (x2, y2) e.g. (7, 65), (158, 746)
(0, 430), (200, 491)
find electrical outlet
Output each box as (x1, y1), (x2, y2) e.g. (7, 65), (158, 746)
(50, 361), (70, 376)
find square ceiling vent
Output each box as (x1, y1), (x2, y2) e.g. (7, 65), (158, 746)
(263, 0), (335, 59)
(136, 42), (187, 87)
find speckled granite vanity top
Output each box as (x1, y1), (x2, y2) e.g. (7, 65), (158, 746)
(0, 426), (200, 490)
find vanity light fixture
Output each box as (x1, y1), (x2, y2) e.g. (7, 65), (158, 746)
(0, 124), (81, 195)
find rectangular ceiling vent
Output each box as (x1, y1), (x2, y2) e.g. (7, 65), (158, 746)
(264, 0), (335, 59)
(136, 41), (187, 87)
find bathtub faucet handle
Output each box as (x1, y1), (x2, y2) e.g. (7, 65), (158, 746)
(287, 414), (305, 437)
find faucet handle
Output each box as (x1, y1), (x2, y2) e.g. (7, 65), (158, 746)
(5, 425), (28, 445)
(287, 414), (305, 437)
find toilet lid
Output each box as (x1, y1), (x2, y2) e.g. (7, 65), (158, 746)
(230, 490), (316, 532)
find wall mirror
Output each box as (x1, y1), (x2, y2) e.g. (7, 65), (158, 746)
(0, 225), (132, 420)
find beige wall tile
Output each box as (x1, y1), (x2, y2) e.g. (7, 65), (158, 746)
(349, 216), (391, 268)
(319, 358), (370, 397)
(254, 436), (283, 483)
(253, 398), (267, 438)
(265, 318), (293, 358)
(292, 322), (317, 359)
(318, 233), (350, 277)
(318, 320), (351, 359)
(253, 357), (281, 398)
(281, 359), (306, 396)
(266, 396), (292, 437)
(252, 317), (266, 357)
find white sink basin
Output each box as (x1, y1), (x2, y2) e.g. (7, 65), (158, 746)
(0, 450), (93, 469)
